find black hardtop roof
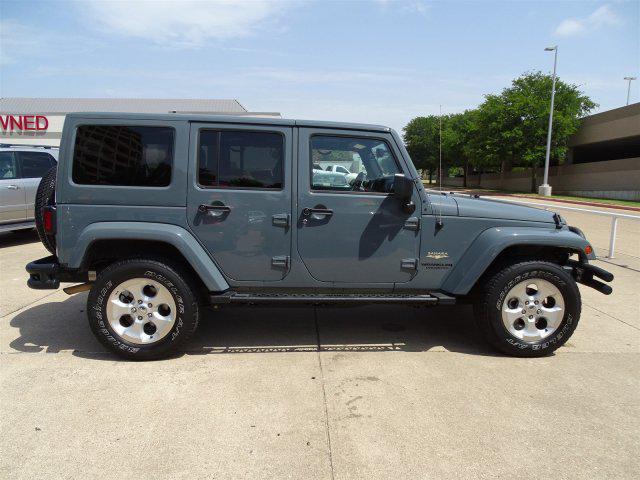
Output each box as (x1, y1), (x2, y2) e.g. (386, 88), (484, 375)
(64, 112), (393, 133)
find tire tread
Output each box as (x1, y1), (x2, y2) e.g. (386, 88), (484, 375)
(88, 256), (201, 360)
(34, 166), (57, 254)
(474, 260), (581, 357)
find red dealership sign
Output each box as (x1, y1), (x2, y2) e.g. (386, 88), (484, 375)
(0, 115), (49, 131)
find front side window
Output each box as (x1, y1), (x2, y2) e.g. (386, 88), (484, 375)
(198, 130), (283, 189)
(310, 135), (401, 193)
(18, 152), (55, 178)
(0, 152), (17, 179)
(73, 125), (174, 186)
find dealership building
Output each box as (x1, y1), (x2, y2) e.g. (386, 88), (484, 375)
(0, 98), (280, 147)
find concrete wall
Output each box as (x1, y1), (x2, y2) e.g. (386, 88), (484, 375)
(568, 103), (640, 147)
(440, 157), (640, 201)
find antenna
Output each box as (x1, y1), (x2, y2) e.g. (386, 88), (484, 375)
(434, 104), (444, 229)
(438, 105), (442, 191)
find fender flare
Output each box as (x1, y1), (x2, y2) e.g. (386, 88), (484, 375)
(441, 226), (595, 295)
(68, 222), (229, 292)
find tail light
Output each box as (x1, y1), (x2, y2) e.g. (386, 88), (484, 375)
(43, 206), (56, 235)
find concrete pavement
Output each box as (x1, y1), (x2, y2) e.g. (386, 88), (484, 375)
(1, 217), (638, 479)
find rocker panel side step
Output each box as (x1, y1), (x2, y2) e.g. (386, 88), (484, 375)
(209, 292), (454, 306)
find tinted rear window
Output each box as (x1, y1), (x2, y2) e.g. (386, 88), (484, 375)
(198, 130), (283, 189)
(73, 125), (174, 186)
(19, 151), (55, 178)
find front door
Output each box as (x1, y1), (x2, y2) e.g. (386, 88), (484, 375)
(297, 128), (420, 283)
(187, 123), (293, 282)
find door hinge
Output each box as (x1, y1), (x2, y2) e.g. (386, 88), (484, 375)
(272, 213), (290, 228)
(404, 217), (420, 231)
(271, 255), (290, 269)
(401, 258), (418, 270)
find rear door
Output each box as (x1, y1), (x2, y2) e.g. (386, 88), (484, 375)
(0, 151), (26, 223)
(17, 151), (57, 220)
(187, 123), (293, 282)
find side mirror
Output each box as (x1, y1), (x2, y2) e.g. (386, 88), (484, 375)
(393, 174), (416, 214)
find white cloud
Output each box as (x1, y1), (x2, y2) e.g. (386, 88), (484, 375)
(79, 0), (293, 47)
(374, 0), (430, 16)
(555, 4), (622, 37)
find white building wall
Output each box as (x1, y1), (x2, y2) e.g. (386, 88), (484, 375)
(1, 114), (65, 147)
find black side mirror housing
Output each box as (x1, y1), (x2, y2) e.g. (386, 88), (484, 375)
(393, 174), (416, 214)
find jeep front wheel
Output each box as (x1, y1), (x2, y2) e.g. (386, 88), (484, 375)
(474, 261), (581, 357)
(87, 258), (200, 360)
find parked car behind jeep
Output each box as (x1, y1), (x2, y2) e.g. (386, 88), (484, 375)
(0, 144), (58, 233)
(26, 113), (613, 360)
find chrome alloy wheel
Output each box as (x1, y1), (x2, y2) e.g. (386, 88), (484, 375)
(106, 278), (177, 345)
(501, 279), (565, 343)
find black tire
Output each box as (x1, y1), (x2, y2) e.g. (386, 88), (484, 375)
(35, 166), (57, 254)
(474, 260), (581, 357)
(87, 258), (200, 360)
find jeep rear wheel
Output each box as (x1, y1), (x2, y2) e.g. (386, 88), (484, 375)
(474, 261), (581, 357)
(87, 258), (200, 360)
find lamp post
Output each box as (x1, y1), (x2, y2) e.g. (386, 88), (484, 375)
(539, 46), (557, 197)
(624, 76), (637, 105)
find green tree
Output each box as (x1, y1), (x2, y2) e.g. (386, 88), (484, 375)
(404, 71), (596, 192)
(442, 109), (482, 187)
(489, 71), (596, 191)
(402, 115), (441, 182)
(473, 94), (515, 180)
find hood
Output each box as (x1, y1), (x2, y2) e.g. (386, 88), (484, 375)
(452, 195), (556, 223)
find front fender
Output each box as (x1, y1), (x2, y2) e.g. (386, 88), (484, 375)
(441, 226), (595, 295)
(67, 222), (229, 292)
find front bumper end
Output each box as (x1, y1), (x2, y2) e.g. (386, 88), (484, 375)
(565, 259), (614, 295)
(26, 255), (86, 290)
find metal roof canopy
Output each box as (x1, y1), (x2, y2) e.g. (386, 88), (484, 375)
(0, 97), (253, 114)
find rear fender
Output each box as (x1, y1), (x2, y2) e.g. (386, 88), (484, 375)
(441, 227), (595, 295)
(66, 222), (229, 292)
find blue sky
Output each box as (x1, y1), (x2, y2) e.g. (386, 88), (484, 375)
(1, 0), (638, 132)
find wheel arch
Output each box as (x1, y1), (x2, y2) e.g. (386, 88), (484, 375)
(441, 226), (594, 296)
(68, 222), (229, 292)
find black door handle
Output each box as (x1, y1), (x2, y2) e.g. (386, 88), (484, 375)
(198, 204), (231, 217)
(302, 207), (333, 217)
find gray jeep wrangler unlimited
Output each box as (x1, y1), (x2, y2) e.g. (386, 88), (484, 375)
(26, 113), (613, 359)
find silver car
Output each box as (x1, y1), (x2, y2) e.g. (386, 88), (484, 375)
(0, 144), (58, 232)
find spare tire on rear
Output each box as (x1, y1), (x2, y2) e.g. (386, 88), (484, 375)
(35, 166), (57, 254)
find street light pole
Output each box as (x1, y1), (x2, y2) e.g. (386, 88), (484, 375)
(624, 76), (637, 105)
(539, 45), (557, 197)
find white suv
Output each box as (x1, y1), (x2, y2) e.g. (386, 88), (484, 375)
(0, 144), (58, 232)
(325, 164), (359, 183)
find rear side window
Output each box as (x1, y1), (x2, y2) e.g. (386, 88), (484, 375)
(0, 152), (17, 179)
(72, 125), (174, 187)
(18, 151), (55, 178)
(198, 130), (283, 189)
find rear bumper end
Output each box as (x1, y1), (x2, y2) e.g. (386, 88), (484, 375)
(565, 259), (614, 295)
(26, 255), (86, 290)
